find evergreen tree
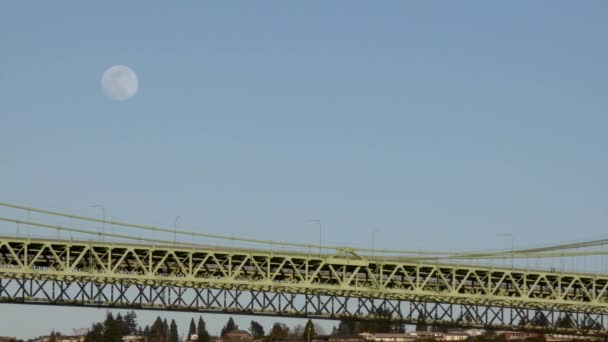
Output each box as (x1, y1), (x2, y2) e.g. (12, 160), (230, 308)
(359, 307), (402, 333)
(85, 323), (104, 342)
(198, 316), (211, 342)
(163, 319), (170, 341)
(416, 312), (428, 332)
(150, 317), (165, 339)
(221, 317), (238, 337)
(103, 312), (124, 342)
(188, 318), (197, 340)
(531, 312), (550, 328)
(124, 311), (139, 335)
(335, 307), (402, 335)
(115, 313), (129, 336)
(582, 318), (603, 331)
(303, 320), (315, 342)
(116, 313), (124, 327)
(170, 319), (179, 342)
(336, 319), (359, 335)
(555, 314), (574, 329)
(249, 321), (265, 339)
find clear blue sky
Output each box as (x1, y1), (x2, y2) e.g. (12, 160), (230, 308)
(2, 1), (608, 339)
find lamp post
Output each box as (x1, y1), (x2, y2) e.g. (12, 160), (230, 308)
(91, 204), (106, 241)
(498, 233), (514, 268)
(307, 219), (323, 255)
(173, 216), (181, 244)
(372, 228), (380, 259)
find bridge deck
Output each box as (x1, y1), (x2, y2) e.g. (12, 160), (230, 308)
(0, 236), (606, 335)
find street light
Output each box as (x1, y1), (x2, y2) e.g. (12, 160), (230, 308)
(498, 233), (514, 268)
(91, 204), (106, 241)
(372, 228), (380, 259)
(307, 219), (323, 255)
(173, 216), (181, 244)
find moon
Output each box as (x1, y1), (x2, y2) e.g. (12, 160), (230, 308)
(101, 65), (139, 101)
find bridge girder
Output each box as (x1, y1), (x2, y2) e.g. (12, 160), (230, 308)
(0, 237), (606, 335)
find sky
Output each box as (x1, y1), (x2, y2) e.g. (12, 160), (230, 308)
(2, 1), (608, 339)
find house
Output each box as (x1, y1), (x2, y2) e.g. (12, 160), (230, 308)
(359, 333), (416, 342)
(222, 330), (252, 342)
(545, 334), (599, 342)
(498, 332), (542, 341)
(462, 330), (484, 337)
(40, 336), (85, 342)
(442, 332), (469, 341)
(405, 332), (444, 340)
(326, 335), (365, 342)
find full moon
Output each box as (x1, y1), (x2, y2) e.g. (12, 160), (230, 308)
(101, 65), (139, 101)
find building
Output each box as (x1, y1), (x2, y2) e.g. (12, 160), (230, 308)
(0, 337), (16, 342)
(462, 330), (484, 337)
(498, 332), (542, 341)
(39, 336), (85, 342)
(442, 332), (469, 341)
(222, 330), (252, 342)
(545, 334), (600, 342)
(360, 333), (416, 342)
(326, 335), (365, 342)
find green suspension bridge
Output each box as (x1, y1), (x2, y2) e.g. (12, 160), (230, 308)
(1, 202), (608, 336)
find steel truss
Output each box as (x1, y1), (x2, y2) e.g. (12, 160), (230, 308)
(1, 237), (608, 335)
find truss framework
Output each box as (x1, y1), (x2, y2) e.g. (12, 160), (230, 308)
(1, 237), (607, 334)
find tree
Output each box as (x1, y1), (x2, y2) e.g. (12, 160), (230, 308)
(335, 308), (402, 335)
(221, 317), (238, 337)
(163, 319), (170, 340)
(170, 319), (179, 342)
(198, 316), (211, 342)
(85, 323), (104, 342)
(291, 325), (305, 338)
(416, 312), (428, 332)
(83, 312), (130, 342)
(303, 320), (315, 342)
(188, 318), (197, 340)
(336, 318), (359, 335)
(149, 317), (166, 340)
(115, 313), (130, 336)
(359, 307), (403, 333)
(531, 312), (549, 328)
(124, 311), (138, 335)
(555, 315), (574, 329)
(103, 312), (124, 342)
(581, 317), (603, 331)
(249, 321), (265, 339)
(269, 323), (289, 341)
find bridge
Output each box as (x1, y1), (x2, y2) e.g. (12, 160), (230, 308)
(1, 203), (608, 336)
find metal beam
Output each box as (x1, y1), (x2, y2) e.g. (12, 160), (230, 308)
(0, 237), (607, 335)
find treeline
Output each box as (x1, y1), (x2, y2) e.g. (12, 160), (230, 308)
(80, 311), (211, 342)
(332, 308), (405, 335)
(219, 317), (318, 342)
